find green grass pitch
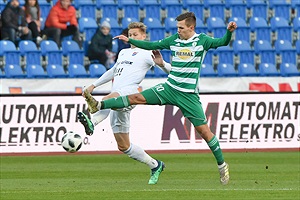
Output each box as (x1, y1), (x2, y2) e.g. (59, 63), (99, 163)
(0, 151), (299, 200)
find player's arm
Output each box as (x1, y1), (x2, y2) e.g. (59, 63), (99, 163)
(82, 66), (115, 98)
(114, 34), (173, 50)
(203, 21), (237, 50)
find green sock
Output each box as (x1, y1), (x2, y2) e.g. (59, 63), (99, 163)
(207, 136), (224, 165)
(101, 96), (130, 109)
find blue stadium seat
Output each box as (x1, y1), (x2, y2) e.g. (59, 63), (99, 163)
(293, 17), (300, 43)
(196, 19), (207, 34)
(207, 17), (226, 38)
(259, 63), (280, 76)
(19, 40), (42, 66)
(233, 40), (255, 65)
(89, 63), (107, 78)
(0, 0), (6, 12)
(62, 40), (84, 65)
(46, 64), (68, 78)
(154, 66), (168, 78)
(292, 0), (300, 17)
(225, 0), (247, 19)
(26, 64), (47, 78)
(183, 0), (204, 20)
(160, 49), (172, 63)
(75, 0), (96, 19)
(280, 63), (300, 77)
(145, 67), (156, 78)
(217, 63), (238, 77)
(229, 17), (250, 42)
(203, 50), (214, 65)
(247, 0), (268, 19)
(143, 17), (165, 41)
(118, 0), (140, 19)
(204, 0), (225, 19)
(121, 17), (138, 29)
(96, 0), (118, 19)
(249, 17), (271, 42)
(274, 40), (296, 64)
(100, 18), (122, 37)
(0, 40), (20, 66)
(39, 0), (51, 19)
(296, 40), (300, 54)
(269, 0), (291, 20)
(4, 64), (26, 78)
(161, 0), (183, 18)
(200, 63), (217, 77)
(78, 17), (98, 42)
(40, 40), (63, 66)
(68, 64), (89, 78)
(215, 45), (234, 65)
(238, 63), (259, 76)
(165, 17), (177, 34)
(112, 40), (118, 53)
(140, 0), (161, 19)
(270, 17), (292, 42)
(254, 40), (276, 64)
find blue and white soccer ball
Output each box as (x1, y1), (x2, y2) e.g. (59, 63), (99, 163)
(61, 131), (83, 153)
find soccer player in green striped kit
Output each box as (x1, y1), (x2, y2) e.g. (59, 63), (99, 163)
(85, 12), (237, 185)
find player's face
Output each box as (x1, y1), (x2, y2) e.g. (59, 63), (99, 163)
(177, 20), (194, 40)
(128, 28), (146, 48)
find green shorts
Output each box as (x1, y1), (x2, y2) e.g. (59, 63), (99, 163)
(141, 83), (207, 126)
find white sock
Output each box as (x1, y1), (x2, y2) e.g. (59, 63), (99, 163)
(91, 109), (110, 127)
(124, 143), (158, 169)
(218, 162), (226, 169)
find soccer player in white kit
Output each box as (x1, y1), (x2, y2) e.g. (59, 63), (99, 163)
(78, 22), (171, 185)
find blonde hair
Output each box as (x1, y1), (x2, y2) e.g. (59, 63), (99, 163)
(128, 22), (147, 33)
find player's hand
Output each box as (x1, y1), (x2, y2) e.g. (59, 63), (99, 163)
(152, 50), (164, 67)
(227, 21), (237, 32)
(113, 35), (129, 42)
(82, 85), (95, 98)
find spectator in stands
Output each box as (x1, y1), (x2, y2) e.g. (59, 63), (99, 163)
(115, 28), (130, 62)
(1, 0), (32, 44)
(23, 0), (43, 45)
(87, 21), (113, 70)
(43, 0), (81, 47)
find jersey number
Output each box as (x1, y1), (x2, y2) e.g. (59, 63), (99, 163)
(155, 84), (164, 92)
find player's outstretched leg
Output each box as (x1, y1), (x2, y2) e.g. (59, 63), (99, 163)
(77, 112), (94, 135)
(148, 160), (165, 185)
(83, 89), (101, 114)
(219, 162), (229, 185)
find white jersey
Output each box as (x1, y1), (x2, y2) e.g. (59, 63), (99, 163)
(112, 48), (155, 91)
(92, 47), (155, 93)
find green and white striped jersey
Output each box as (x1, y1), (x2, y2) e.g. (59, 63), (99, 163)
(129, 30), (232, 93)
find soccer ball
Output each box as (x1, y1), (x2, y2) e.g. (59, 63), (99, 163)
(61, 131), (83, 153)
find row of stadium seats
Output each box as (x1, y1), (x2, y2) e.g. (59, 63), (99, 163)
(1, 60), (298, 79)
(2, 0), (297, 22)
(78, 16), (300, 43)
(1, 38), (298, 69)
(0, 40), (300, 78)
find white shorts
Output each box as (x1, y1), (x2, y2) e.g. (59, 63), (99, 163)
(110, 86), (138, 133)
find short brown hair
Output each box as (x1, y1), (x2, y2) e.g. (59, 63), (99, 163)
(175, 12), (196, 27)
(128, 22), (147, 33)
